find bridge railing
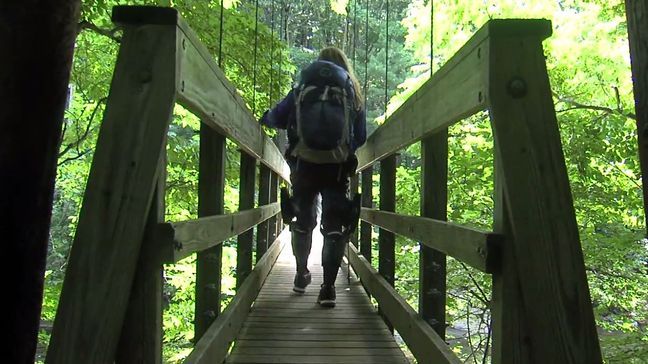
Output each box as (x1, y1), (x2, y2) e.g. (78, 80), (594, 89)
(349, 19), (603, 364)
(46, 6), (288, 363)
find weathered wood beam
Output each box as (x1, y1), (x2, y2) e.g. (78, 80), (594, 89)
(183, 230), (287, 364)
(195, 126), (226, 341)
(116, 166), (165, 364)
(47, 21), (176, 363)
(256, 165), (272, 261)
(347, 245), (461, 364)
(419, 134), (448, 338)
(159, 203), (280, 264)
(356, 20), (552, 172)
(488, 21), (602, 363)
(361, 209), (499, 273)
(237, 152), (257, 288)
(360, 168), (373, 262)
(378, 155), (396, 332)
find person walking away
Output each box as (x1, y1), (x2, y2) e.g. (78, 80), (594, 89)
(259, 47), (366, 307)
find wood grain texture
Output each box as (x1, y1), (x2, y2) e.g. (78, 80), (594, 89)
(360, 168), (374, 262)
(256, 165), (272, 260)
(360, 209), (499, 273)
(347, 245), (460, 364)
(46, 23), (176, 363)
(237, 152), (257, 288)
(488, 26), (602, 363)
(419, 135), (448, 338)
(116, 169), (165, 364)
(227, 234), (408, 364)
(183, 229), (288, 364)
(160, 203), (280, 263)
(195, 126), (226, 341)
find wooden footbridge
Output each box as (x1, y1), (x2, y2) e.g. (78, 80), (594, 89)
(46, 6), (603, 364)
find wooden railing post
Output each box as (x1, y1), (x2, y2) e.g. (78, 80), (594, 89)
(379, 154), (397, 331)
(116, 159), (166, 364)
(349, 173), (360, 247)
(488, 26), (602, 363)
(236, 152), (256, 288)
(269, 172), (279, 243)
(420, 134), (448, 339)
(360, 167), (373, 261)
(195, 126), (226, 341)
(256, 165), (271, 260)
(46, 15), (177, 362)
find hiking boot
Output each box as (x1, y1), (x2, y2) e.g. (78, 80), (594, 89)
(293, 270), (312, 294)
(317, 284), (336, 307)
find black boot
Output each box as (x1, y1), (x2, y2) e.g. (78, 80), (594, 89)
(291, 226), (312, 293)
(318, 232), (347, 307)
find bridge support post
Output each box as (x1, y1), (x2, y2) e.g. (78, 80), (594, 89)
(360, 167), (373, 261)
(116, 163), (166, 364)
(47, 15), (177, 362)
(488, 28), (602, 363)
(419, 134), (448, 339)
(257, 165), (272, 260)
(237, 152), (257, 288)
(195, 127), (226, 341)
(379, 154), (397, 332)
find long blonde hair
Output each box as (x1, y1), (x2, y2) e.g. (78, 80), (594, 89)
(318, 47), (364, 110)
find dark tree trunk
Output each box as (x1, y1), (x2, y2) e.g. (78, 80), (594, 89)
(0, 1), (80, 361)
(626, 0), (648, 236)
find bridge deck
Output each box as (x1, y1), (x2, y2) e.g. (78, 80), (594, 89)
(227, 232), (409, 364)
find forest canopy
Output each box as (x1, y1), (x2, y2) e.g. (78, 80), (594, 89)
(41, 0), (647, 362)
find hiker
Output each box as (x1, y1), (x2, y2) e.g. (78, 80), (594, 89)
(259, 47), (366, 307)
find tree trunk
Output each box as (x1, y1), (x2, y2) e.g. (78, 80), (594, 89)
(0, 1), (80, 361)
(626, 0), (648, 236)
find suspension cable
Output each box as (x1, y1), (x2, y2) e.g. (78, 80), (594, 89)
(384, 0), (389, 118)
(270, 0), (275, 106)
(218, 0), (225, 67)
(363, 0), (368, 109)
(252, 0), (260, 116)
(353, 0), (357, 71)
(430, 0), (434, 75)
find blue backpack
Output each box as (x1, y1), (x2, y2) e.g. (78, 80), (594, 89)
(290, 60), (355, 164)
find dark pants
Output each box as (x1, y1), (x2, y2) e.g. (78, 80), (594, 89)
(290, 161), (349, 234)
(290, 159), (352, 285)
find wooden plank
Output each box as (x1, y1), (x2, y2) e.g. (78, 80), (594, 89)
(237, 152), (256, 288)
(159, 203), (280, 263)
(487, 27), (602, 363)
(360, 209), (499, 273)
(183, 229), (288, 364)
(355, 20), (552, 172)
(419, 135), (448, 338)
(256, 165), (271, 260)
(626, 0), (648, 235)
(356, 38), (487, 172)
(236, 334), (395, 342)
(227, 354), (408, 364)
(347, 245), (461, 364)
(195, 126), (226, 341)
(116, 166), (165, 364)
(233, 340), (399, 349)
(490, 157), (530, 363)
(173, 12), (289, 181)
(46, 23), (177, 363)
(238, 327), (390, 335)
(360, 168), (373, 261)
(230, 348), (403, 356)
